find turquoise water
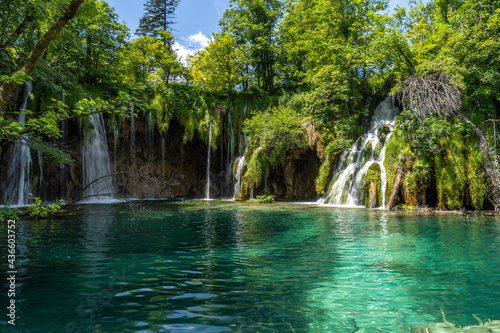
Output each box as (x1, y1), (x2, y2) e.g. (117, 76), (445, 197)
(1, 201), (500, 332)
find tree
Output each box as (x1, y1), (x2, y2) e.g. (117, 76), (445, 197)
(0, 0), (85, 111)
(190, 33), (242, 95)
(136, 0), (180, 49)
(65, 0), (129, 85)
(245, 105), (305, 166)
(220, 0), (283, 92)
(122, 29), (182, 86)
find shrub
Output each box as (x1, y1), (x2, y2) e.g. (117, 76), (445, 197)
(27, 195), (65, 218)
(250, 195), (275, 203)
(0, 203), (19, 223)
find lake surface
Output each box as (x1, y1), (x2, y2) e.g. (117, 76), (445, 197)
(1, 201), (500, 332)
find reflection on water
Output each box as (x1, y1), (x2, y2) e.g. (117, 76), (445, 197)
(0, 201), (499, 332)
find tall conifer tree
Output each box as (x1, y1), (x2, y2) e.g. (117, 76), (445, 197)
(136, 0), (180, 42)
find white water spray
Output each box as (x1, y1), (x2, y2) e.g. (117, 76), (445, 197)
(4, 81), (33, 206)
(82, 112), (115, 202)
(319, 97), (399, 208)
(205, 121), (212, 199)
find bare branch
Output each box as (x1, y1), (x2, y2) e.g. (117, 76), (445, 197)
(63, 172), (183, 207)
(394, 73), (462, 122)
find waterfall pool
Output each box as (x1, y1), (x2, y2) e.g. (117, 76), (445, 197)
(1, 201), (499, 332)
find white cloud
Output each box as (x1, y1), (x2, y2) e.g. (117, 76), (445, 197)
(188, 31), (210, 48)
(173, 42), (196, 64)
(175, 31), (211, 64)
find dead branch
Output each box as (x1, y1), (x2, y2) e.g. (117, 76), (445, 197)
(64, 171), (183, 207)
(394, 73), (462, 122)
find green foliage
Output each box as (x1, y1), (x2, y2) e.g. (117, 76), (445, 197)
(0, 203), (19, 223)
(190, 33), (241, 95)
(27, 195), (64, 219)
(250, 195), (275, 203)
(364, 164), (382, 208)
(397, 110), (451, 158)
(236, 147), (268, 200)
(434, 125), (487, 210)
(121, 30), (183, 87)
(245, 105), (304, 166)
(315, 139), (351, 195)
(384, 127), (411, 203)
(220, 0), (283, 92)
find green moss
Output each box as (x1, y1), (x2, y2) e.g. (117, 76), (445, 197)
(434, 125), (487, 210)
(383, 128), (410, 203)
(467, 145), (487, 210)
(362, 143), (374, 164)
(378, 126), (391, 144)
(235, 148), (268, 200)
(374, 142), (383, 158)
(315, 157), (334, 195)
(363, 164), (382, 207)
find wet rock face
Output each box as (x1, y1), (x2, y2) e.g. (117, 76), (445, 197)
(1, 113), (321, 202)
(266, 149), (321, 201)
(110, 118), (209, 199)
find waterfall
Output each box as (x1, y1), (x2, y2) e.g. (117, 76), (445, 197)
(4, 81), (33, 206)
(113, 118), (119, 170)
(129, 104), (137, 197)
(232, 100), (249, 199)
(205, 121), (212, 199)
(227, 103), (235, 166)
(161, 137), (166, 176)
(319, 97), (399, 208)
(243, 101), (248, 146)
(146, 109), (154, 160)
(81, 112), (114, 202)
(130, 104), (136, 171)
(233, 156), (247, 198)
(225, 104), (236, 195)
(60, 90), (69, 198)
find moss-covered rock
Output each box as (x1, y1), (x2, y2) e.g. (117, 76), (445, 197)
(384, 128), (411, 205)
(434, 125), (487, 210)
(363, 163), (382, 208)
(235, 148), (267, 200)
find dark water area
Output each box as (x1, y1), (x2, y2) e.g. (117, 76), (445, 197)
(1, 201), (500, 332)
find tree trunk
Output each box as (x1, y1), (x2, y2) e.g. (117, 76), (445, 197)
(0, 0), (85, 111)
(386, 167), (404, 210)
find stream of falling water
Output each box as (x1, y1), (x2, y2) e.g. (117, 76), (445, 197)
(232, 101), (248, 199)
(319, 97), (399, 208)
(81, 111), (115, 202)
(4, 81), (33, 206)
(206, 121), (212, 199)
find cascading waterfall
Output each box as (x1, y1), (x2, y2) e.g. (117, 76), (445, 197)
(60, 90), (69, 198)
(146, 109), (154, 159)
(319, 97), (399, 208)
(232, 100), (249, 199)
(205, 121), (212, 199)
(161, 137), (166, 176)
(225, 104), (236, 195)
(129, 104), (137, 197)
(113, 118), (119, 170)
(4, 81), (33, 206)
(232, 156), (247, 198)
(82, 112), (115, 202)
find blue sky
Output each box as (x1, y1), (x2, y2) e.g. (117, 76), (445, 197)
(106, 0), (410, 62)
(106, 0), (230, 62)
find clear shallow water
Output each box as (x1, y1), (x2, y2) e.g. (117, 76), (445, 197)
(1, 201), (500, 332)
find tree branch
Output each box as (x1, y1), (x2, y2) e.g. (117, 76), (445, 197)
(0, 0), (85, 110)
